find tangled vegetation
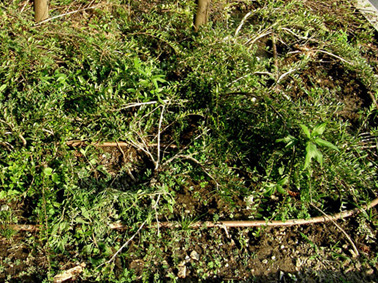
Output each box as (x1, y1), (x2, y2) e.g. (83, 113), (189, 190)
(1, 0), (377, 281)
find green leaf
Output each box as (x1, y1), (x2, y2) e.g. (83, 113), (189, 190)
(314, 149), (323, 167)
(0, 190), (7, 199)
(277, 176), (289, 186)
(76, 217), (89, 224)
(300, 124), (311, 139)
(312, 123), (327, 137)
(43, 167), (53, 176)
(314, 137), (339, 151)
(304, 142), (323, 169)
(0, 84), (6, 93)
(276, 135), (297, 147)
(276, 185), (287, 195)
(52, 173), (61, 184)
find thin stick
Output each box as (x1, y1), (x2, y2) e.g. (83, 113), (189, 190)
(110, 100), (168, 112)
(5, 224), (40, 232)
(20, 0), (29, 13)
(116, 141), (127, 164)
(155, 105), (165, 170)
(245, 31), (272, 47)
(9, 197), (378, 231)
(35, 4), (103, 25)
(0, 141), (14, 151)
(18, 133), (27, 146)
(235, 10), (254, 37)
(127, 132), (156, 166)
(67, 141), (179, 149)
(106, 220), (146, 264)
(316, 50), (354, 65)
(281, 27), (308, 40)
(276, 68), (297, 85)
(272, 34), (279, 80)
(153, 194), (161, 237)
(310, 203), (359, 257)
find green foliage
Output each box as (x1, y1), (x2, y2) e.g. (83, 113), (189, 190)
(278, 123), (339, 170)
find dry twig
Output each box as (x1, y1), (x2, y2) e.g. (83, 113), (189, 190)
(105, 220), (147, 265)
(310, 203), (359, 257)
(35, 3), (103, 25)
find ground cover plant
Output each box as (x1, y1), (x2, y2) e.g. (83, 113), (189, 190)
(0, 0), (378, 281)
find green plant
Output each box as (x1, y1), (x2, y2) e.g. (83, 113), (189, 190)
(278, 123), (339, 170)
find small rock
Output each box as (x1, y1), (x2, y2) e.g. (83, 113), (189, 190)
(177, 262), (186, 278)
(262, 259), (268, 264)
(0, 205), (9, 211)
(190, 250), (200, 261)
(350, 249), (359, 259)
(366, 268), (374, 275)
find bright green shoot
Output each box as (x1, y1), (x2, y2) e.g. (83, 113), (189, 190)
(300, 123), (339, 170)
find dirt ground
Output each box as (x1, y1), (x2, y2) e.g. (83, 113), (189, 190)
(1, 0), (378, 282)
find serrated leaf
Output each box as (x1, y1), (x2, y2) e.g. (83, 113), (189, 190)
(314, 149), (323, 167)
(300, 124), (311, 139)
(314, 137), (339, 151)
(304, 142), (320, 169)
(312, 123), (327, 137)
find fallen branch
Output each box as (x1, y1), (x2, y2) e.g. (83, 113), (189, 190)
(66, 140), (178, 149)
(6, 198), (378, 232)
(111, 197), (378, 229)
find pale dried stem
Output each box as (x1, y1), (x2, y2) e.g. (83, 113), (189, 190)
(234, 10), (254, 37)
(281, 27), (309, 40)
(111, 100), (168, 112)
(105, 220), (146, 265)
(272, 34), (279, 80)
(245, 31), (272, 47)
(152, 194), (161, 236)
(155, 105), (165, 170)
(8, 197), (378, 232)
(310, 203), (359, 257)
(316, 50), (354, 65)
(35, 3), (103, 25)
